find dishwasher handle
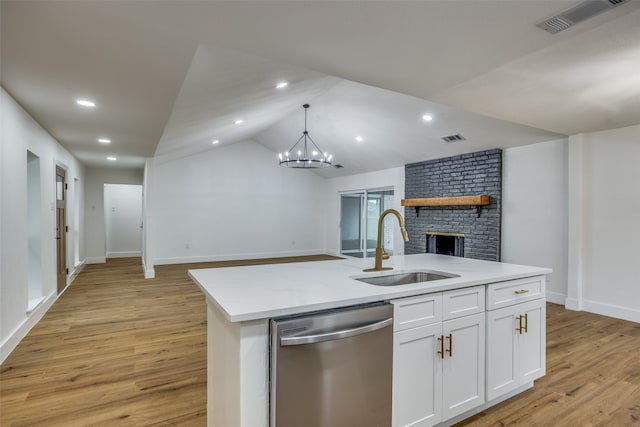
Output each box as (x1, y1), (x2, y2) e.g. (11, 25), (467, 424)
(280, 317), (392, 346)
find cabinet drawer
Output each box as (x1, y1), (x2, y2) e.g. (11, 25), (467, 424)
(391, 293), (442, 332)
(443, 286), (485, 320)
(486, 276), (545, 310)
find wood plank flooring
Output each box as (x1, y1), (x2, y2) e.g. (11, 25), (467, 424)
(1, 257), (639, 426)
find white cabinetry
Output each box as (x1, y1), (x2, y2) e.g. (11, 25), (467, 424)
(393, 322), (442, 426)
(486, 278), (546, 401)
(392, 287), (485, 427)
(441, 313), (485, 420)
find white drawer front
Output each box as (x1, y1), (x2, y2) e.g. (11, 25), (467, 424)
(443, 286), (485, 320)
(486, 276), (545, 310)
(391, 293), (442, 332)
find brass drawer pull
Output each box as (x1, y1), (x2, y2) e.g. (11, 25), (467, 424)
(514, 289), (529, 295)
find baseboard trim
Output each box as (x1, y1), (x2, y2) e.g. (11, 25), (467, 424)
(106, 251), (141, 258)
(142, 259), (155, 279)
(69, 260), (86, 283)
(564, 297), (582, 311)
(582, 299), (640, 324)
(86, 257), (106, 264)
(26, 296), (47, 314)
(153, 249), (327, 266)
(545, 291), (566, 305)
(0, 292), (57, 364)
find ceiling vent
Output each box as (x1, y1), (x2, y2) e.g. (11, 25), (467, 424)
(537, 0), (630, 34)
(442, 134), (466, 143)
(333, 164), (344, 169)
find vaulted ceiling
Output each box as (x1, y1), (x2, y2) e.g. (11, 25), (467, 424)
(2, 1), (639, 176)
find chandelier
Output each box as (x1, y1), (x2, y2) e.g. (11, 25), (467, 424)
(278, 104), (333, 168)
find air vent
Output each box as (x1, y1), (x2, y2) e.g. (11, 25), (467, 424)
(442, 134), (466, 143)
(541, 16), (573, 33)
(333, 164), (344, 169)
(537, 0), (630, 34)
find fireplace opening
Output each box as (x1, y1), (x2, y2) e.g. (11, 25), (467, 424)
(426, 232), (464, 257)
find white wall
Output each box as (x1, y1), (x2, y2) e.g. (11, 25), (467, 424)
(146, 140), (328, 265)
(574, 125), (640, 322)
(84, 167), (143, 263)
(1, 88), (85, 363)
(324, 167), (405, 256)
(104, 184), (143, 258)
(502, 139), (569, 304)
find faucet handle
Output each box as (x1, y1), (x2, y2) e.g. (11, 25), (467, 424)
(381, 252), (390, 260)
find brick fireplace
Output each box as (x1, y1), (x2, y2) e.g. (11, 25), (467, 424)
(404, 149), (502, 261)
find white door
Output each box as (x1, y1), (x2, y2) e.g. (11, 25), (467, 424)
(393, 322), (443, 427)
(104, 184), (143, 258)
(442, 313), (485, 419)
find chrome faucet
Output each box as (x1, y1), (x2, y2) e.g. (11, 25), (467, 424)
(363, 209), (410, 272)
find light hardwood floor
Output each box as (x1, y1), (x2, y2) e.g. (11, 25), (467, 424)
(1, 257), (639, 426)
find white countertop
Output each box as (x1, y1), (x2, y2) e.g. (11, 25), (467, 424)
(188, 254), (551, 322)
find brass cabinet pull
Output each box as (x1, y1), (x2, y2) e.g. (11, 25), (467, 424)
(515, 314), (529, 334)
(437, 335), (444, 359)
(516, 315), (523, 334)
(445, 334), (453, 357)
(514, 289), (529, 295)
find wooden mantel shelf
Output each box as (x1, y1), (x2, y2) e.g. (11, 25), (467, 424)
(401, 195), (490, 217)
(401, 195), (490, 207)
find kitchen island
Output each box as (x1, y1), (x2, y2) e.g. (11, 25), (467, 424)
(189, 254), (551, 427)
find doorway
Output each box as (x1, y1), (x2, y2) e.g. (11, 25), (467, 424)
(28, 151), (44, 309)
(339, 189), (394, 258)
(104, 184), (143, 258)
(56, 166), (67, 294)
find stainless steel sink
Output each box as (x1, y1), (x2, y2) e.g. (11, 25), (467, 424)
(354, 271), (459, 286)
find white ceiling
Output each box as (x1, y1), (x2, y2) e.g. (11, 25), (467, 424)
(2, 1), (639, 175)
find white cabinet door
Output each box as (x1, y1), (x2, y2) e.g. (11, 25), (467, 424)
(393, 322), (443, 427)
(519, 300), (546, 384)
(486, 305), (519, 400)
(486, 299), (546, 401)
(442, 313), (485, 420)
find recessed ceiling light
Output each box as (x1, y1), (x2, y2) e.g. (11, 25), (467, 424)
(422, 114), (433, 122)
(235, 119), (243, 125)
(76, 99), (96, 107)
(212, 140), (220, 145)
(276, 82), (289, 89)
(355, 136), (364, 142)
(98, 138), (111, 144)
(107, 156), (117, 161)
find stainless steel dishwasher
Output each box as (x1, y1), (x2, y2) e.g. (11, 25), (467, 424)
(270, 303), (393, 427)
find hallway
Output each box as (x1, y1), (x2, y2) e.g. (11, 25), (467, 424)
(0, 258), (207, 426)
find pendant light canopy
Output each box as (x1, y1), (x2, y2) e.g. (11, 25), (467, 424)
(278, 104), (333, 168)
